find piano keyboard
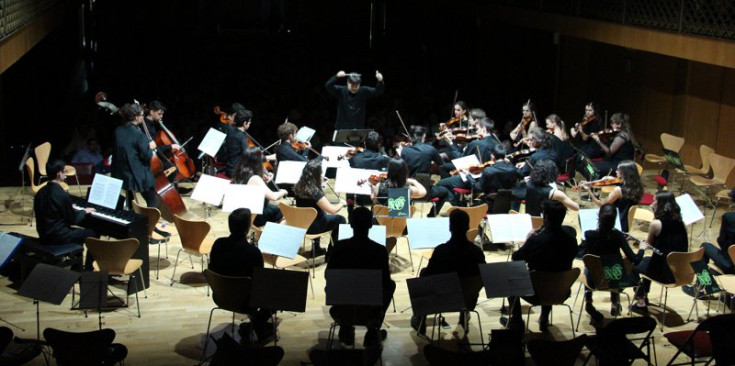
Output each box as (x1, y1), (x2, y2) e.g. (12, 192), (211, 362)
(73, 205), (131, 225)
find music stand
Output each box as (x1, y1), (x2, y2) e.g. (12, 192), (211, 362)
(663, 148), (686, 171)
(0, 233), (25, 330)
(17, 263), (80, 339)
(478, 262), (534, 319)
(250, 267), (309, 345)
(332, 129), (373, 146)
(74, 271), (109, 330)
(406, 272), (465, 343)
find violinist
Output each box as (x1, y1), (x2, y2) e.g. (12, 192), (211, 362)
(112, 103), (158, 208)
(232, 147), (288, 227)
(439, 117), (499, 178)
(399, 125), (443, 177)
(515, 127), (559, 178)
(348, 131), (390, 171)
(523, 159), (579, 217)
(436, 107), (485, 162)
(325, 70), (384, 130)
(589, 113), (637, 177)
(580, 160), (643, 232)
(509, 101), (538, 149)
(224, 107), (253, 178)
(570, 102), (603, 159)
(545, 114), (575, 173)
(451, 101), (469, 130)
(370, 158), (427, 205)
(275, 121), (310, 162)
(472, 145), (520, 210)
(212, 103), (240, 165)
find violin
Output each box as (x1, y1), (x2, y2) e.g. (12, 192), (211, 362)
(572, 177), (623, 191)
(574, 115), (596, 132)
(592, 129), (617, 139)
(357, 173), (388, 186)
(449, 160), (497, 176)
(453, 133), (483, 143)
(291, 140), (324, 159)
(340, 147), (364, 160)
(154, 120), (196, 180)
(521, 116), (532, 127)
(213, 106), (234, 125)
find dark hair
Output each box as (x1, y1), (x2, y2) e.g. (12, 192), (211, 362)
(523, 100), (536, 113)
(653, 191), (682, 222)
(455, 101), (468, 113)
(611, 112), (640, 150)
(347, 73), (361, 84)
(294, 159), (322, 199)
(449, 209), (470, 237)
(469, 108), (486, 121)
(47, 159), (66, 179)
(228, 208), (252, 238)
(478, 117), (495, 132)
(234, 109), (253, 127)
(491, 144), (507, 160)
(410, 125), (428, 143)
(119, 103), (143, 123)
(542, 200), (566, 228)
(598, 203), (617, 234)
(350, 206), (373, 232)
(617, 160), (644, 202)
(148, 100), (166, 112)
(546, 114), (568, 140)
(278, 122), (298, 141)
(232, 147), (264, 184)
(529, 159), (558, 186)
(528, 127), (549, 148)
(365, 131), (381, 152)
(586, 102), (599, 116)
(385, 158), (408, 188)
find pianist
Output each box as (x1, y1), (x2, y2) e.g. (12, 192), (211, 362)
(34, 159), (99, 247)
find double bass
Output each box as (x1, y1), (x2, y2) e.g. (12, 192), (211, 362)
(154, 120), (196, 181)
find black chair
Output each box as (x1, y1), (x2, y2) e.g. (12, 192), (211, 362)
(201, 269), (253, 363)
(664, 314), (735, 366)
(43, 328), (127, 366)
(0, 326), (44, 366)
(584, 316), (657, 366)
(528, 334), (589, 366)
(209, 333), (284, 366)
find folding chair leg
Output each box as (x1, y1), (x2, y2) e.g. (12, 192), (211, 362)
(155, 242), (161, 280)
(200, 309), (218, 365)
(661, 289), (668, 332)
(131, 273), (141, 318)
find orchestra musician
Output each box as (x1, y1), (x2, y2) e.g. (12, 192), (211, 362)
(452, 101), (469, 129)
(545, 114), (575, 173)
(224, 107), (253, 178)
(472, 145), (519, 211)
(276, 121), (310, 162)
(231, 147), (288, 227)
(112, 103), (158, 208)
(514, 127), (559, 177)
(522, 159), (579, 217)
(142, 101), (181, 162)
(438, 116), (499, 178)
(581, 160), (644, 232)
(590, 112), (637, 176)
(399, 125), (443, 177)
(509, 101), (538, 149)
(370, 158), (427, 205)
(212, 103), (240, 165)
(348, 131), (390, 171)
(570, 102), (603, 159)
(293, 159), (347, 257)
(437, 107), (486, 163)
(325, 70), (384, 130)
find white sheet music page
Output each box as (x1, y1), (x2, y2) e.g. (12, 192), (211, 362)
(258, 222), (307, 259)
(275, 161), (307, 185)
(406, 218), (451, 249)
(197, 128), (227, 158)
(578, 208), (623, 234)
(222, 184), (266, 214)
(88, 174), (124, 209)
(334, 167), (380, 195)
(451, 155), (481, 180)
(321, 146), (352, 168)
(0, 232), (23, 268)
(295, 126), (316, 142)
(337, 224), (387, 246)
(191, 174), (231, 206)
(676, 193), (704, 225)
(486, 214), (534, 243)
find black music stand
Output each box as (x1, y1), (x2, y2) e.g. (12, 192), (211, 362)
(478, 262), (534, 300)
(75, 271), (109, 330)
(332, 129), (373, 146)
(324, 269), (383, 350)
(250, 267), (309, 345)
(17, 263), (80, 339)
(663, 148), (686, 171)
(406, 272), (465, 343)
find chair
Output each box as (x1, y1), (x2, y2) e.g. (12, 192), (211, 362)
(43, 327), (128, 365)
(249, 214), (266, 244)
(527, 268), (581, 336)
(84, 237), (146, 317)
(528, 334), (588, 366)
(447, 204), (488, 244)
(34, 142), (52, 183)
(200, 269), (253, 364)
(0, 326), (43, 365)
(642, 248), (704, 331)
(628, 206), (654, 235)
(171, 214), (214, 293)
(458, 275), (485, 346)
(690, 152), (735, 208)
(373, 204), (416, 272)
(714, 246), (735, 312)
(664, 314), (735, 366)
(584, 316), (657, 366)
(709, 188), (734, 228)
(490, 189), (513, 214)
(132, 201), (170, 280)
(575, 255), (633, 331)
(277, 202), (325, 278)
(644, 133), (685, 167)
(681, 145), (715, 176)
(416, 228), (478, 275)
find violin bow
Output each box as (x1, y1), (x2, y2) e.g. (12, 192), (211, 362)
(395, 110), (411, 138)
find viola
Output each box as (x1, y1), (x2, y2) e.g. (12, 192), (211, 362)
(357, 173), (388, 186)
(521, 116), (532, 127)
(213, 106), (234, 125)
(154, 120), (196, 180)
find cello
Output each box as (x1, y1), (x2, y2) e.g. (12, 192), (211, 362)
(154, 120), (196, 181)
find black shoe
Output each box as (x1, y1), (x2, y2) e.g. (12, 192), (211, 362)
(611, 302), (622, 317)
(411, 315), (426, 335)
(585, 303), (604, 323)
(255, 325), (275, 344)
(338, 326), (355, 347)
(630, 303), (649, 315)
(500, 316), (525, 331)
(363, 329), (387, 347)
(177, 186), (193, 195)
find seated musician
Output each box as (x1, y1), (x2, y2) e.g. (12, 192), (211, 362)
(682, 205), (735, 296)
(370, 158), (427, 205)
(293, 159), (346, 257)
(209, 208), (274, 343)
(326, 207), (395, 347)
(435, 103), (477, 162)
(224, 106), (252, 178)
(589, 112), (637, 177)
(472, 145), (519, 211)
(501, 200), (578, 331)
(112, 103), (158, 208)
(582, 160), (643, 232)
(514, 127), (559, 177)
(275, 121), (310, 162)
(398, 125), (443, 177)
(545, 114), (575, 172)
(438, 117), (499, 178)
(348, 131), (390, 171)
(411, 210), (486, 334)
(509, 101), (539, 151)
(523, 159), (579, 217)
(231, 147), (288, 227)
(570, 102), (603, 160)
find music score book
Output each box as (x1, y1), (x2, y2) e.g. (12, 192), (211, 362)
(275, 161), (307, 185)
(478, 262), (534, 299)
(406, 218), (451, 249)
(222, 184), (266, 214)
(676, 193), (704, 226)
(88, 174), (124, 210)
(337, 224), (387, 245)
(191, 174), (231, 206)
(451, 155), (481, 180)
(258, 222), (307, 259)
(578, 208), (622, 234)
(321, 146), (352, 169)
(486, 214), (533, 243)
(197, 128), (227, 158)
(334, 167), (380, 195)
(295, 126), (316, 143)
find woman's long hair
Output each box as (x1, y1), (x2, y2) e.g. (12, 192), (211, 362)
(293, 159), (322, 199)
(385, 158), (408, 188)
(231, 147), (265, 184)
(617, 160), (644, 203)
(653, 190), (682, 222)
(597, 203), (617, 235)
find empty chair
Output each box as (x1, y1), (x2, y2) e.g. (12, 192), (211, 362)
(84, 237), (146, 317)
(664, 314), (735, 366)
(171, 214), (214, 291)
(644, 133), (684, 167)
(690, 152), (735, 207)
(131, 201), (170, 280)
(43, 327), (128, 365)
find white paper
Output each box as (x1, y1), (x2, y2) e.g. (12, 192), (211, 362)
(275, 161), (307, 184)
(197, 128), (227, 158)
(191, 174), (231, 206)
(295, 126), (316, 142)
(222, 184), (266, 214)
(676, 193), (704, 225)
(406, 218), (451, 249)
(321, 146), (352, 168)
(486, 214), (534, 243)
(337, 224), (387, 246)
(451, 155), (481, 171)
(258, 222), (307, 259)
(87, 174), (123, 209)
(578, 208), (623, 234)
(0, 232), (23, 268)
(334, 167), (381, 195)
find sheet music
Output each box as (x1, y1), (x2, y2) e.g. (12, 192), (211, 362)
(676, 193), (704, 225)
(197, 128), (227, 158)
(578, 208), (623, 234)
(222, 184), (266, 214)
(275, 161), (307, 184)
(406, 218), (451, 249)
(191, 174), (231, 206)
(0, 232), (23, 269)
(486, 214), (534, 243)
(87, 174), (124, 209)
(321, 146), (352, 168)
(258, 222), (306, 259)
(295, 126), (316, 142)
(337, 224), (387, 245)
(334, 167), (380, 195)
